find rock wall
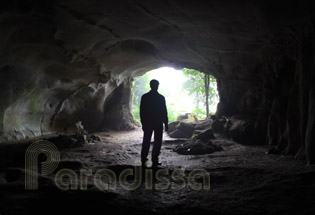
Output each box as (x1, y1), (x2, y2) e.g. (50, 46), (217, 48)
(263, 23), (315, 164)
(0, 0), (315, 164)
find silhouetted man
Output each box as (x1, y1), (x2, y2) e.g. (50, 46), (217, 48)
(140, 79), (168, 167)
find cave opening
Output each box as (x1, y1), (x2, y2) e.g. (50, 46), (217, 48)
(131, 67), (219, 123)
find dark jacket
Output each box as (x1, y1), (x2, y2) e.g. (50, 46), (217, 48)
(140, 90), (168, 126)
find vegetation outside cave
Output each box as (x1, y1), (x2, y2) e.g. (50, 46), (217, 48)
(131, 67), (219, 123)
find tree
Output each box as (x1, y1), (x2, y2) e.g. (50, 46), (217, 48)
(182, 68), (204, 109)
(204, 74), (210, 117)
(182, 68), (218, 119)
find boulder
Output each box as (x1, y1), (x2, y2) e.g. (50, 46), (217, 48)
(173, 139), (223, 155)
(227, 115), (256, 145)
(194, 118), (212, 130)
(167, 121), (180, 133)
(193, 128), (215, 139)
(168, 129), (187, 139)
(211, 117), (229, 133)
(89, 134), (102, 142)
(168, 121), (195, 138)
(177, 113), (190, 121)
(177, 122), (195, 136)
(168, 119), (215, 139)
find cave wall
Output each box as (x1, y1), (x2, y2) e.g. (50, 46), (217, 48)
(0, 0), (315, 163)
(263, 22), (315, 164)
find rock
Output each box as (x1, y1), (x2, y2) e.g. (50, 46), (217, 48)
(168, 121), (195, 138)
(89, 134), (102, 142)
(101, 81), (137, 131)
(177, 122), (195, 136)
(173, 139), (223, 155)
(227, 115), (256, 145)
(193, 128), (215, 139)
(168, 129), (187, 139)
(194, 118), (212, 130)
(177, 113), (190, 121)
(211, 117), (228, 133)
(167, 121), (180, 133)
(168, 119), (214, 139)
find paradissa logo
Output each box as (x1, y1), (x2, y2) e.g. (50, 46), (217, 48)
(25, 140), (210, 191)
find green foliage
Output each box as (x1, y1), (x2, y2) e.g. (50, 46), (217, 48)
(132, 74), (150, 107)
(182, 68), (205, 95)
(132, 73), (182, 123)
(182, 68), (218, 119)
(132, 81), (179, 123)
(192, 108), (207, 120)
(131, 68), (218, 124)
(133, 104), (140, 123)
(132, 74), (150, 122)
(167, 103), (180, 122)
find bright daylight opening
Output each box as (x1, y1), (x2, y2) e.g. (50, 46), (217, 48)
(132, 67), (219, 122)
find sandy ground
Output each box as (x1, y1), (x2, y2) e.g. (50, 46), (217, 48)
(0, 128), (315, 215)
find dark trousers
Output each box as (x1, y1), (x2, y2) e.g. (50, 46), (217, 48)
(141, 123), (163, 165)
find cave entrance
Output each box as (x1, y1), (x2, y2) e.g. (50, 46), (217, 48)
(131, 67), (219, 123)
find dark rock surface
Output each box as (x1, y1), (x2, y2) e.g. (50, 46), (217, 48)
(173, 139), (223, 155)
(211, 117), (229, 134)
(167, 119), (213, 139)
(227, 115), (257, 145)
(193, 128), (215, 140)
(0, 0), (314, 164)
(168, 121), (195, 138)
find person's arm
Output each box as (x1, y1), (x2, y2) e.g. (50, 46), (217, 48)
(162, 97), (168, 131)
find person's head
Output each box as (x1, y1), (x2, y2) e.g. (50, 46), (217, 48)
(150, 79), (159, 91)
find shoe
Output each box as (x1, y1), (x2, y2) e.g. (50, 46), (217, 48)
(141, 158), (148, 166)
(152, 161), (162, 167)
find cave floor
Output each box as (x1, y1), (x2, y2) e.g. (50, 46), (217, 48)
(1, 128), (315, 215)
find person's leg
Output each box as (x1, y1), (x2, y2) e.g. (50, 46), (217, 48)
(152, 124), (163, 166)
(141, 127), (153, 165)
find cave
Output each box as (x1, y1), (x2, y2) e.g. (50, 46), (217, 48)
(1, 0), (315, 214)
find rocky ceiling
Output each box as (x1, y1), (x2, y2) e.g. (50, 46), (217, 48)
(0, 0), (314, 164)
